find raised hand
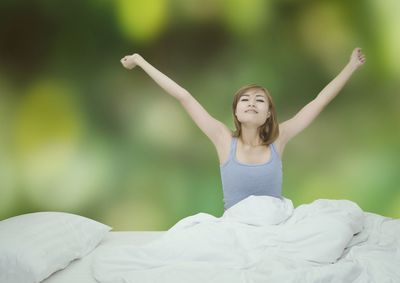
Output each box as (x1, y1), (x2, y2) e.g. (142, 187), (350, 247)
(120, 53), (143, 70)
(349, 48), (366, 69)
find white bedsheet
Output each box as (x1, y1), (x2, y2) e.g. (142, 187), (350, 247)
(92, 196), (400, 283)
(42, 232), (163, 283)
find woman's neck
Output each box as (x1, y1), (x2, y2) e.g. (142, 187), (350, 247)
(239, 128), (263, 147)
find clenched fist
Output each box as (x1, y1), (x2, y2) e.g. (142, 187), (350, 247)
(349, 48), (366, 69)
(120, 53), (143, 70)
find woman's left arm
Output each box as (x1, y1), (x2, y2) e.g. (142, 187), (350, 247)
(278, 47), (366, 146)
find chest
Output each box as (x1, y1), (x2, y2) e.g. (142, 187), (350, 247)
(235, 144), (271, 164)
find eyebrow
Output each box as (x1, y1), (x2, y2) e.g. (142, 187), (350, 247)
(241, 94), (265, 98)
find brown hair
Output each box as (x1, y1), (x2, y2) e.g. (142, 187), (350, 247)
(232, 84), (279, 145)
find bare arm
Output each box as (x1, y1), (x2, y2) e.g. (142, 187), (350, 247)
(120, 53), (231, 146)
(278, 47), (366, 147)
(121, 54), (190, 101)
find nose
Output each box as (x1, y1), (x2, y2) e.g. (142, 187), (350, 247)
(248, 101), (256, 107)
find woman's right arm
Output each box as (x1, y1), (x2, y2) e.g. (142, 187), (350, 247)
(120, 53), (231, 146)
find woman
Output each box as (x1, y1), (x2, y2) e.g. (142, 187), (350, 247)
(120, 48), (366, 210)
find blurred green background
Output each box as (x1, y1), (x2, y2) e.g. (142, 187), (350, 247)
(0, 0), (399, 230)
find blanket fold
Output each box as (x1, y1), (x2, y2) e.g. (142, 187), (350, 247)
(92, 195), (399, 283)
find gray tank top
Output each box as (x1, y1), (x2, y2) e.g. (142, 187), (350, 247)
(220, 137), (283, 210)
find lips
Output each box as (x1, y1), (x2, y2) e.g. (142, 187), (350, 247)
(245, 109), (258, 113)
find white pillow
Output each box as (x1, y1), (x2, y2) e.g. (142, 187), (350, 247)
(0, 212), (112, 283)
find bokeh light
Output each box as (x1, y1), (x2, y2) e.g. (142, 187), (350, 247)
(368, 0), (400, 77)
(115, 0), (168, 43)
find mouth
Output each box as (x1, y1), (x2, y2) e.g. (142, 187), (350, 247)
(245, 110), (258, 113)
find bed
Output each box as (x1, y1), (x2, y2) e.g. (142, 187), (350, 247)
(1, 196), (399, 283)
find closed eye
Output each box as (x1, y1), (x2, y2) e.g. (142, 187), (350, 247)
(240, 98), (265, 102)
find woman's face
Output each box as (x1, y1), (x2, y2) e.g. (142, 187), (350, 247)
(235, 89), (270, 127)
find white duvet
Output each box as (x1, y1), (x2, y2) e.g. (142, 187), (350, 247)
(92, 196), (400, 283)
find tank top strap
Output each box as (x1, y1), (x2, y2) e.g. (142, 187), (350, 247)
(270, 142), (281, 161)
(270, 142), (277, 154)
(229, 137), (238, 160)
